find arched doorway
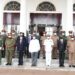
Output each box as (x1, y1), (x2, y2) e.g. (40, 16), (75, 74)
(3, 1), (20, 33)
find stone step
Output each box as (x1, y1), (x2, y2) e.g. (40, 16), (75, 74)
(0, 58), (68, 68)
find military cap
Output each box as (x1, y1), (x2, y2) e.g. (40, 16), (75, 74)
(69, 31), (73, 33)
(53, 31), (57, 33)
(71, 36), (74, 38)
(2, 29), (6, 32)
(61, 30), (65, 33)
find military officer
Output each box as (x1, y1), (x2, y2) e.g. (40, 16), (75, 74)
(51, 31), (59, 59)
(41, 32), (46, 59)
(44, 35), (54, 67)
(67, 31), (74, 60)
(1, 30), (7, 58)
(67, 36), (75, 67)
(5, 33), (15, 65)
(0, 32), (3, 64)
(11, 31), (17, 58)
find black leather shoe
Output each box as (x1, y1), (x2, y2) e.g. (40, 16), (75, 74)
(6, 63), (9, 65)
(69, 65), (72, 67)
(18, 64), (23, 66)
(72, 65), (75, 67)
(31, 64), (36, 66)
(9, 63), (12, 65)
(59, 65), (64, 67)
(6, 63), (12, 65)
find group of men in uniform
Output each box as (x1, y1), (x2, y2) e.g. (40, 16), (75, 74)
(0, 30), (75, 67)
(40, 30), (75, 67)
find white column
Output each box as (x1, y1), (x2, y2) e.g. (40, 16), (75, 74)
(61, 12), (67, 31)
(20, 0), (26, 35)
(26, 12), (30, 31)
(66, 0), (73, 35)
(0, 0), (3, 32)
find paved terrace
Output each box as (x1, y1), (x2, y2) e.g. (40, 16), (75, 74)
(0, 58), (75, 75)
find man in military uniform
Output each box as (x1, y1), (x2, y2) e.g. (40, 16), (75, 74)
(11, 31), (17, 58)
(44, 35), (54, 67)
(51, 31), (59, 59)
(0, 32), (3, 64)
(1, 30), (7, 58)
(5, 33), (15, 65)
(67, 31), (74, 59)
(67, 36), (75, 67)
(41, 32), (46, 59)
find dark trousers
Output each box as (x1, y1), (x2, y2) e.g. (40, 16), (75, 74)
(18, 51), (24, 65)
(25, 46), (31, 58)
(0, 50), (2, 64)
(38, 51), (40, 58)
(1, 50), (5, 57)
(59, 51), (65, 66)
(1, 46), (6, 58)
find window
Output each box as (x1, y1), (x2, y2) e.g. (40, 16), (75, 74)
(3, 13), (20, 25)
(4, 1), (20, 10)
(36, 2), (56, 11)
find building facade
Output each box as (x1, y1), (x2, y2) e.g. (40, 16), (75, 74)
(0, 0), (75, 35)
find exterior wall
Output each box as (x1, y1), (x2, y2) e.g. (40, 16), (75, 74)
(26, 0), (66, 12)
(74, 0), (75, 3)
(0, 0), (74, 35)
(26, 0), (67, 32)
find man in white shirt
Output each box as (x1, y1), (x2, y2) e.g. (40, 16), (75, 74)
(29, 35), (40, 66)
(44, 35), (54, 67)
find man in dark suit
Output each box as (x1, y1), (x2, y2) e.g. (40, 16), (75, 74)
(16, 32), (27, 65)
(57, 31), (67, 67)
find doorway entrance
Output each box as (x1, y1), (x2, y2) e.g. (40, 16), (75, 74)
(37, 24), (45, 36)
(30, 13), (62, 35)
